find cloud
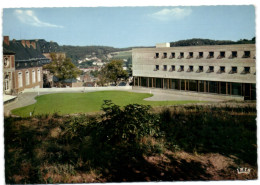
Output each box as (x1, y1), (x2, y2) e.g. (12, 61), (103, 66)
(150, 7), (192, 21)
(14, 9), (64, 28)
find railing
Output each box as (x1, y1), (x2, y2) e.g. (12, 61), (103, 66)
(217, 55), (225, 59)
(206, 68), (214, 73)
(241, 70), (250, 74)
(217, 69), (225, 74)
(242, 54), (250, 58)
(228, 69), (237, 74)
(177, 68), (183, 72)
(196, 69), (203, 73)
(186, 68), (193, 72)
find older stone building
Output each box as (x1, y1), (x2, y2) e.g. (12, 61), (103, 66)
(132, 43), (256, 100)
(3, 36), (50, 95)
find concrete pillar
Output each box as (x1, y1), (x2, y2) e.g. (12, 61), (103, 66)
(226, 82), (228, 95)
(250, 83), (252, 100)
(162, 78), (164, 89)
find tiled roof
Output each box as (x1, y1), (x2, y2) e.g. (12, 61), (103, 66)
(3, 41), (46, 60)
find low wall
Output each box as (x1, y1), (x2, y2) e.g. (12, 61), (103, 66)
(23, 86), (133, 93)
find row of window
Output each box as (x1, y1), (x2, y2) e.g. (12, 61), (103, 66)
(154, 65), (251, 74)
(18, 69), (41, 88)
(154, 51), (253, 59)
(16, 61), (41, 68)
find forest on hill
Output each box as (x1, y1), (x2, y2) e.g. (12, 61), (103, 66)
(170, 37), (255, 47)
(60, 45), (132, 63)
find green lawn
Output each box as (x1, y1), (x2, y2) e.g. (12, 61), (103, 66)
(12, 91), (202, 117)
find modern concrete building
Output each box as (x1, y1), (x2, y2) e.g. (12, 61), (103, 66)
(132, 43), (256, 100)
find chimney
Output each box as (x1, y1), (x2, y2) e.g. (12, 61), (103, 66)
(31, 41), (36, 49)
(21, 40), (26, 47)
(3, 36), (9, 46)
(26, 40), (30, 48)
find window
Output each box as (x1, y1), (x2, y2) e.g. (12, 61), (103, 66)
(188, 52), (193, 59)
(243, 51), (250, 58)
(241, 67), (250, 74)
(37, 69), (41, 82)
(26, 71), (30, 85)
(219, 66), (225, 73)
(218, 51), (225, 59)
(230, 67), (237, 74)
(163, 65), (167, 71)
(197, 66), (203, 72)
(231, 51), (237, 58)
(154, 53), (159, 59)
(170, 65), (175, 71)
(187, 65), (193, 72)
(170, 52), (175, 58)
(4, 57), (9, 67)
(4, 75), (9, 90)
(163, 53), (167, 59)
(178, 65), (184, 72)
(154, 65), (159, 71)
(179, 52), (184, 59)
(18, 72), (23, 88)
(208, 52), (214, 58)
(199, 52), (203, 58)
(32, 70), (36, 83)
(207, 66), (214, 73)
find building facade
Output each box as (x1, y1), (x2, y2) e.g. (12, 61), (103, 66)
(132, 43), (256, 100)
(3, 49), (16, 95)
(3, 36), (50, 94)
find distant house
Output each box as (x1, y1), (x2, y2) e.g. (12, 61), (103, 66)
(53, 76), (83, 87)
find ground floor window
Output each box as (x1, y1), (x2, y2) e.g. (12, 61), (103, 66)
(4, 75), (9, 90)
(37, 69), (41, 82)
(26, 71), (30, 85)
(18, 72), (23, 88)
(32, 70), (36, 83)
(133, 76), (256, 100)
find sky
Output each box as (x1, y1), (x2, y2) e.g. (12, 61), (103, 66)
(2, 6), (255, 48)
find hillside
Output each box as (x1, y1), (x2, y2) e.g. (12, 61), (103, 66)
(60, 45), (132, 63)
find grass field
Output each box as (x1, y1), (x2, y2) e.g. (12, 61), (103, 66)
(112, 51), (132, 61)
(11, 91), (201, 117)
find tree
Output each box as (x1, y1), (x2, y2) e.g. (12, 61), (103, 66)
(101, 60), (128, 86)
(43, 53), (81, 86)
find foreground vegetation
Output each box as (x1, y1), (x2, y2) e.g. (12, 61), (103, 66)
(5, 102), (257, 183)
(11, 91), (201, 117)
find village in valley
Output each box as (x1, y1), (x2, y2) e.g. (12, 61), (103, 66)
(2, 5), (258, 184)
